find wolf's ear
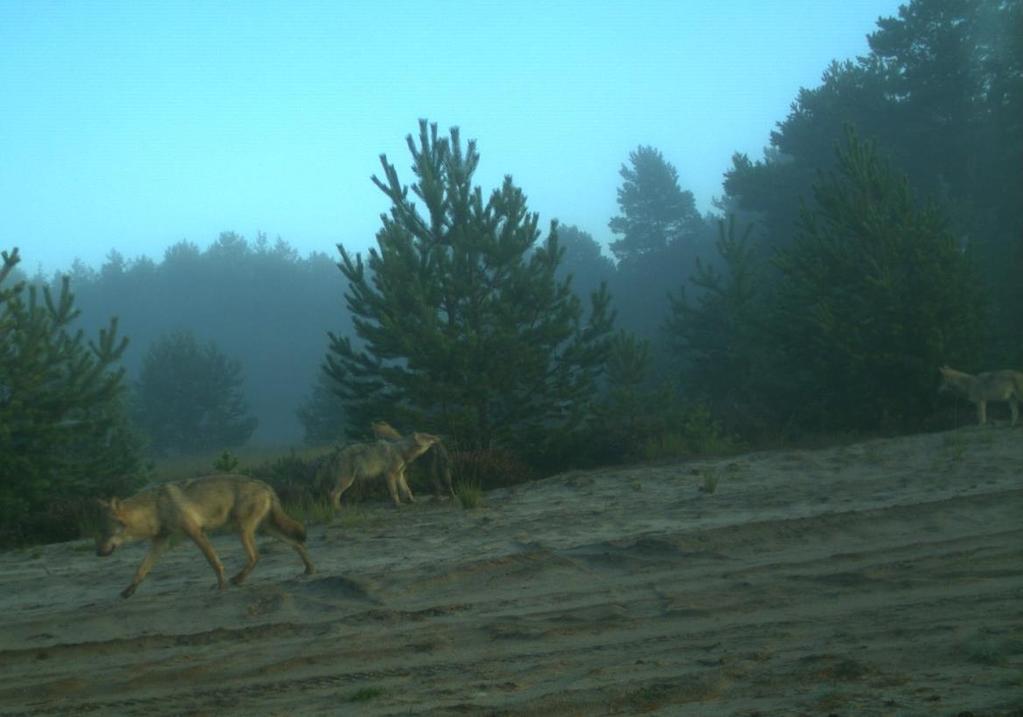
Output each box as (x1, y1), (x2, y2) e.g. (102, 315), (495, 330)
(109, 497), (122, 513)
(96, 498), (110, 510)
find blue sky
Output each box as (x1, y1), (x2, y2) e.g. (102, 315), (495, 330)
(1, 0), (903, 275)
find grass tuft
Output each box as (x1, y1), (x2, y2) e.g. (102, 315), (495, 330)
(454, 479), (484, 509)
(345, 686), (384, 703)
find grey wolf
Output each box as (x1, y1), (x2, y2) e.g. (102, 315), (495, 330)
(938, 366), (1023, 426)
(96, 475), (315, 598)
(323, 431), (439, 508)
(372, 421), (455, 500)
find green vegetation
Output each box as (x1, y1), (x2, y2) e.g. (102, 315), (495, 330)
(134, 330), (258, 455)
(344, 686), (384, 703)
(454, 479), (484, 510)
(321, 120), (614, 460)
(213, 449), (241, 473)
(770, 130), (983, 432)
(697, 468), (719, 495)
(0, 248), (145, 545)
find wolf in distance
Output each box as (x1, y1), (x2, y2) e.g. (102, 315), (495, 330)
(372, 421), (456, 500)
(95, 475), (315, 598)
(322, 431), (440, 508)
(938, 366), (1023, 426)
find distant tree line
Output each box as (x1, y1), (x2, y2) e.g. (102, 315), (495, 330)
(60, 233), (351, 447)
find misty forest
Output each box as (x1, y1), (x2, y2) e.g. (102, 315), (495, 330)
(1, 0), (1021, 545)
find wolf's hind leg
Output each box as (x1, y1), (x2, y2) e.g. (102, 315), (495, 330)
(977, 400), (988, 426)
(1010, 398), (1019, 427)
(185, 526), (227, 590)
(231, 527), (259, 585)
(330, 474), (355, 509)
(265, 525), (316, 575)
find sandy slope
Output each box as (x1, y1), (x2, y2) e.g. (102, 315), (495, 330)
(0, 428), (1021, 716)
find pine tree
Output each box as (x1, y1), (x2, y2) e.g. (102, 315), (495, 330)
(324, 120), (615, 454)
(608, 146), (704, 265)
(772, 129), (984, 429)
(0, 248), (143, 543)
(297, 371), (348, 444)
(665, 215), (769, 430)
(606, 146), (712, 342)
(134, 330), (258, 454)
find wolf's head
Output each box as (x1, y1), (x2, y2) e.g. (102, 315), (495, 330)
(938, 366), (958, 393)
(95, 498), (130, 556)
(405, 432), (440, 460)
(413, 432), (440, 448)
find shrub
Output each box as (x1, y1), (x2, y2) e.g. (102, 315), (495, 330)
(449, 447), (535, 491)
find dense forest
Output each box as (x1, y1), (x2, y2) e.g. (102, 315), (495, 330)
(2, 0), (1020, 543)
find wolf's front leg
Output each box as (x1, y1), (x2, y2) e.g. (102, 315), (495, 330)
(122, 535), (170, 599)
(398, 469), (416, 503)
(977, 400), (988, 426)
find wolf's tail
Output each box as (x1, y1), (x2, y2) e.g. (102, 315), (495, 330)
(269, 496), (307, 542)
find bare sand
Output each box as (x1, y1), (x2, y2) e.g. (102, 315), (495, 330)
(1, 427), (1021, 716)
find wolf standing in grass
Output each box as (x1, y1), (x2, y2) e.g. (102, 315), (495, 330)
(323, 431), (439, 508)
(939, 366), (1023, 426)
(96, 475), (315, 598)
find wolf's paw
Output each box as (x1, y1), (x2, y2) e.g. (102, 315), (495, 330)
(230, 574), (247, 586)
(120, 584), (137, 599)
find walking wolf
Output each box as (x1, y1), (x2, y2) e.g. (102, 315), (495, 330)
(96, 475), (315, 598)
(322, 431), (439, 508)
(939, 366), (1023, 426)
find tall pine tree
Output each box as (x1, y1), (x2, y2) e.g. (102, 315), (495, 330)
(772, 130), (984, 430)
(324, 120), (614, 454)
(606, 146), (712, 343)
(608, 146), (704, 264)
(665, 215), (772, 432)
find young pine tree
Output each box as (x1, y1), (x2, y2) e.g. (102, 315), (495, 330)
(325, 120), (615, 455)
(0, 248), (143, 543)
(665, 215), (771, 433)
(772, 129), (984, 430)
